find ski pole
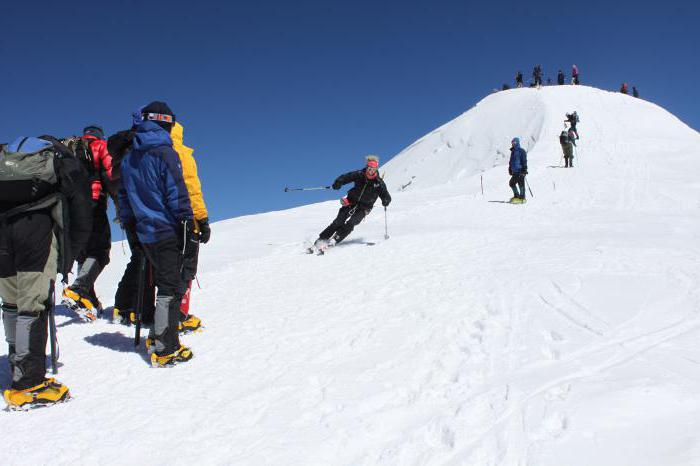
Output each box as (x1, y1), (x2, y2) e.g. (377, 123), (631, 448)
(48, 280), (58, 374)
(134, 253), (147, 347)
(525, 177), (534, 197)
(383, 206), (390, 239)
(284, 186), (331, 192)
(480, 174), (484, 196)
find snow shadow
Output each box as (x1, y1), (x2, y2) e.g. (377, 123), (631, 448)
(54, 304), (85, 328)
(84, 332), (146, 357)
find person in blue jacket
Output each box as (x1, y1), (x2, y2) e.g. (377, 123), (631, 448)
(118, 101), (195, 367)
(508, 137), (528, 203)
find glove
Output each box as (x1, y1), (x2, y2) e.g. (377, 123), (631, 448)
(522, 169), (528, 175)
(382, 199), (391, 207)
(198, 218), (211, 244)
(332, 180), (342, 190)
(508, 168), (512, 175)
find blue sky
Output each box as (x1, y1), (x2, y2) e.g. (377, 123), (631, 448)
(1, 1), (698, 225)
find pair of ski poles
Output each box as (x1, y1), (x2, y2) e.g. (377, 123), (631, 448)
(285, 185), (390, 239)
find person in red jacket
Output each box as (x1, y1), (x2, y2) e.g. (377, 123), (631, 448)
(62, 125), (114, 321)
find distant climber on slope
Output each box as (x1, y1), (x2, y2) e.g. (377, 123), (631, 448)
(565, 111), (580, 139)
(560, 130), (575, 168)
(310, 156), (391, 253)
(571, 64), (579, 85)
(620, 83), (629, 94)
(632, 86), (639, 98)
(508, 138), (528, 204)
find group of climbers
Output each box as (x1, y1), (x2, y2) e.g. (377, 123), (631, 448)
(0, 101), (211, 409)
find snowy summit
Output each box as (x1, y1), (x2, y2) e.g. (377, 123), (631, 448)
(3, 85), (700, 465)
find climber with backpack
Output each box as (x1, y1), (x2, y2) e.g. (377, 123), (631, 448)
(0, 136), (92, 409)
(61, 126), (114, 321)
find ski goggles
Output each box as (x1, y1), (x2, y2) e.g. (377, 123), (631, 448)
(145, 113), (174, 123)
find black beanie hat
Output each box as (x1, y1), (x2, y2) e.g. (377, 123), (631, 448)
(83, 125), (105, 140)
(141, 101), (175, 131)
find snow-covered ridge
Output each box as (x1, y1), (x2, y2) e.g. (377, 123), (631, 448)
(3, 85), (700, 465)
(383, 85), (699, 192)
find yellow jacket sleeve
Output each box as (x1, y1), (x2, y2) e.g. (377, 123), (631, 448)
(171, 123), (209, 221)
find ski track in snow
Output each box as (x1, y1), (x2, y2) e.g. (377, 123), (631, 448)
(2, 86), (700, 466)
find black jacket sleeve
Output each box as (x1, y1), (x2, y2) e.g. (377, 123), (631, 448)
(334, 170), (363, 188)
(56, 152), (93, 262)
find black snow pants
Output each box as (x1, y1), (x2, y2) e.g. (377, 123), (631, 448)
(142, 236), (186, 356)
(509, 174), (526, 199)
(71, 202), (111, 302)
(114, 229), (155, 323)
(319, 204), (370, 244)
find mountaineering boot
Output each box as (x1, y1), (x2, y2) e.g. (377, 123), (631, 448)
(150, 345), (193, 367)
(62, 287), (99, 322)
(145, 337), (156, 354)
(179, 314), (202, 333)
(510, 197), (525, 204)
(112, 307), (136, 326)
(4, 378), (70, 410)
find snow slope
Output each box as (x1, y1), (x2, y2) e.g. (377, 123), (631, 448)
(2, 86), (700, 466)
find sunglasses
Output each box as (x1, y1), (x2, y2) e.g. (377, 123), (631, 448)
(145, 113), (174, 123)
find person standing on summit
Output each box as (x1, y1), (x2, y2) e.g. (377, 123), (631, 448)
(557, 70), (565, 85)
(508, 138), (528, 204)
(571, 64), (579, 85)
(533, 65), (543, 88)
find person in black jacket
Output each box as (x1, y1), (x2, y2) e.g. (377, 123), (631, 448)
(533, 65), (543, 87)
(557, 70), (565, 85)
(1, 136), (92, 409)
(313, 156), (391, 250)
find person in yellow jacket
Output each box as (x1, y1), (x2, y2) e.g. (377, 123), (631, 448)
(171, 122), (211, 332)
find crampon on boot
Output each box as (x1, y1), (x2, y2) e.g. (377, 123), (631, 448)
(3, 378), (70, 411)
(112, 308), (136, 326)
(62, 287), (99, 322)
(178, 314), (202, 333)
(151, 345), (193, 368)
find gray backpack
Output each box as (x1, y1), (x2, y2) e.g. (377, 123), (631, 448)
(0, 138), (58, 205)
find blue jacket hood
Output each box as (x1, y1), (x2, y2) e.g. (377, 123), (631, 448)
(132, 121), (172, 152)
(7, 137), (52, 153)
(511, 137), (520, 148)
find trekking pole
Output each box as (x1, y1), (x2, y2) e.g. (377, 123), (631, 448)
(383, 206), (390, 239)
(134, 254), (147, 347)
(48, 280), (58, 374)
(480, 174), (484, 196)
(525, 177), (534, 197)
(284, 186), (331, 192)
